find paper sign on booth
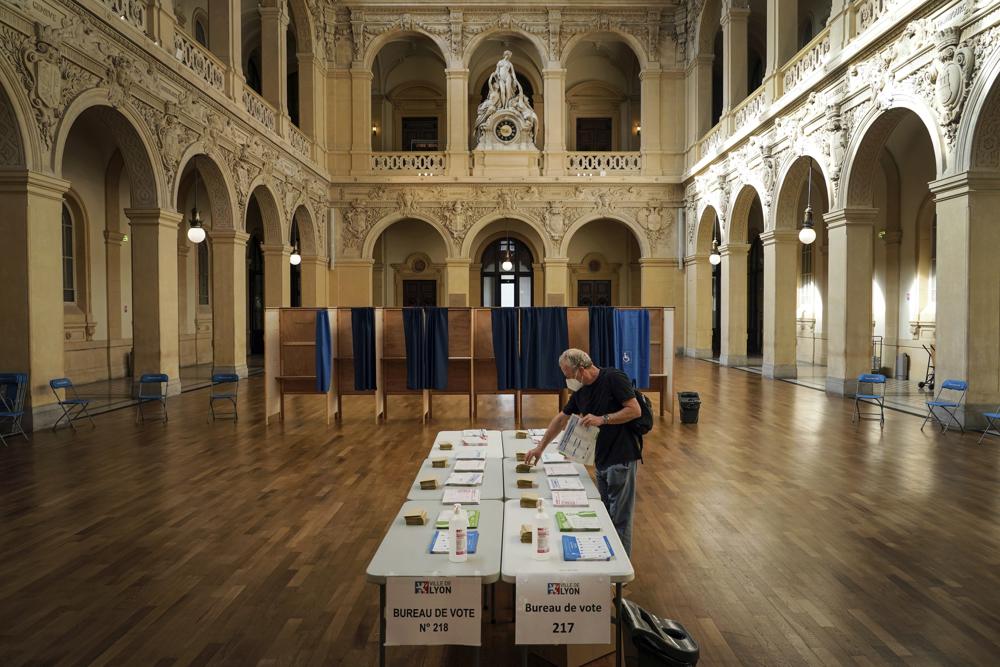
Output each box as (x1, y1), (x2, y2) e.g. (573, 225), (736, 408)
(515, 573), (610, 645)
(385, 577), (481, 646)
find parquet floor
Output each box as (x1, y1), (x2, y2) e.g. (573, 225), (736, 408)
(1, 358), (998, 666)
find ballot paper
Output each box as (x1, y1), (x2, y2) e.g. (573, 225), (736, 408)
(548, 476), (585, 491)
(557, 414), (598, 466)
(454, 459), (486, 472)
(562, 534), (614, 561)
(445, 472), (484, 486)
(543, 463), (579, 476)
(528, 429), (547, 436)
(551, 490), (589, 507)
(430, 529), (480, 554)
(541, 450), (566, 463)
(462, 436), (488, 446)
(462, 429), (488, 437)
(442, 487), (481, 504)
(455, 449), (487, 460)
(555, 511), (601, 532)
(436, 508), (481, 529)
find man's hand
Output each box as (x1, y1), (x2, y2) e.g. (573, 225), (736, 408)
(524, 446), (544, 466)
(579, 413), (604, 428)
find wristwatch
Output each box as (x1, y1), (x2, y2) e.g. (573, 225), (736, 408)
(602, 414), (610, 425)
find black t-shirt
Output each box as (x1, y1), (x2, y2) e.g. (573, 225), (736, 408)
(562, 367), (639, 469)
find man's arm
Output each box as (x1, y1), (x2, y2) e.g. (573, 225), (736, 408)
(579, 397), (641, 427)
(524, 412), (570, 466)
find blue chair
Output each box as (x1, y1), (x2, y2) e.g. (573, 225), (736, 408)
(853, 373), (886, 427)
(0, 373), (29, 446)
(136, 373), (169, 424)
(209, 373), (239, 421)
(921, 379), (967, 433)
(978, 407), (1000, 445)
(50, 378), (96, 431)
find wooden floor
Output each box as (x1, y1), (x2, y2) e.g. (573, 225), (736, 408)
(2, 358), (999, 666)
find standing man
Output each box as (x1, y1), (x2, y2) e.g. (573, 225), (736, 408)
(525, 349), (642, 556)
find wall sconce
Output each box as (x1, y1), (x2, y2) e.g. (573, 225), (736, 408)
(371, 124), (378, 135)
(635, 123), (642, 136)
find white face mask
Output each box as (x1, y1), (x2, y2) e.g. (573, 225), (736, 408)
(566, 377), (583, 392)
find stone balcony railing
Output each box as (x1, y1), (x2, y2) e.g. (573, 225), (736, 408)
(854, 0), (903, 34)
(781, 28), (832, 93)
(565, 152), (642, 175)
(699, 123), (727, 161)
(242, 85), (276, 133)
(732, 86), (767, 131)
(289, 125), (312, 160)
(370, 152), (447, 174)
(173, 32), (225, 93)
(100, 0), (147, 34)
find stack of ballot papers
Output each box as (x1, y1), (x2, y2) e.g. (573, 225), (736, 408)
(562, 534), (614, 561)
(527, 429), (547, 436)
(551, 490), (589, 507)
(455, 449), (486, 460)
(541, 450), (566, 463)
(445, 472), (483, 486)
(436, 508), (481, 529)
(442, 487), (480, 504)
(548, 477), (585, 491)
(462, 435), (488, 446)
(544, 463), (579, 476)
(463, 429), (488, 437)
(454, 459), (486, 472)
(555, 511), (601, 531)
(430, 530), (480, 554)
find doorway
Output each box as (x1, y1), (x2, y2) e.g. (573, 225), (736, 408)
(402, 279), (437, 306)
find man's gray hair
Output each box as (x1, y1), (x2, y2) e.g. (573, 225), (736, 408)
(559, 348), (593, 370)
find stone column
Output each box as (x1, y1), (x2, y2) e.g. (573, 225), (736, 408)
(331, 258), (374, 306)
(882, 230), (902, 361)
(104, 230), (126, 341)
(260, 3), (289, 118)
(0, 171), (69, 429)
(350, 67), (373, 174)
(639, 65), (662, 176)
(543, 258), (569, 306)
(297, 52), (324, 145)
(177, 241), (191, 366)
(149, 0), (176, 52)
(209, 0), (243, 97)
(761, 229), (798, 378)
(640, 258), (677, 306)
(542, 67), (567, 176)
(766, 0), (798, 77)
(261, 243), (291, 307)
(300, 255), (328, 306)
(930, 173), (1000, 426)
(445, 68), (470, 177)
(823, 208), (875, 395)
(212, 230), (249, 377)
(446, 258), (471, 307)
(125, 208), (183, 395)
(683, 254), (713, 358)
(722, 6), (750, 113)
(720, 242), (750, 366)
(687, 54), (714, 142)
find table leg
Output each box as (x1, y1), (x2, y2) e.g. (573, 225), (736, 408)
(491, 583), (496, 624)
(521, 646), (528, 667)
(475, 645), (481, 667)
(615, 583), (623, 667)
(379, 583), (386, 667)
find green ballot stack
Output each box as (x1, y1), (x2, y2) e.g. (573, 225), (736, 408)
(436, 508), (480, 530)
(555, 510), (601, 531)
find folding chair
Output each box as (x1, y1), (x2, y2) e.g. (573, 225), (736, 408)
(921, 379), (967, 433)
(978, 407), (1000, 445)
(209, 373), (239, 421)
(0, 373), (29, 446)
(50, 378), (96, 431)
(136, 373), (169, 424)
(853, 373), (886, 427)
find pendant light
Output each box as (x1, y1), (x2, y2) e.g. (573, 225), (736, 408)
(709, 235), (721, 266)
(501, 222), (513, 271)
(289, 243), (302, 266)
(187, 166), (206, 244)
(799, 157), (817, 245)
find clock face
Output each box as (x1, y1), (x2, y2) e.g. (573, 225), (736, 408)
(495, 119), (518, 142)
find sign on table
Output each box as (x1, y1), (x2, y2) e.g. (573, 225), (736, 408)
(385, 576), (482, 646)
(515, 573), (610, 645)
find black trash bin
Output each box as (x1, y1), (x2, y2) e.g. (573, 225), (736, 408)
(621, 599), (699, 666)
(677, 392), (701, 424)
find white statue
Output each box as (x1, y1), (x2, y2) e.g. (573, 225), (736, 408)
(473, 50), (538, 147)
(489, 50), (524, 108)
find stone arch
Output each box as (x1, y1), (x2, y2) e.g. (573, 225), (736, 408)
(290, 203), (319, 256)
(462, 29), (549, 69)
(54, 92), (164, 208)
(957, 45), (1000, 173)
(461, 212), (552, 258)
(0, 62), (34, 169)
(559, 212), (651, 258)
(174, 149), (236, 232)
(362, 212), (454, 260)
(728, 183), (767, 244)
(840, 101), (946, 208)
(246, 181), (284, 245)
(286, 0), (316, 56)
(694, 0), (723, 58)
(559, 30), (650, 69)
(770, 151), (832, 231)
(364, 30), (451, 71)
(695, 205), (720, 254)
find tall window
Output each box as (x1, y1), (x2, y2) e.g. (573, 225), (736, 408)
(929, 216), (937, 305)
(62, 203), (75, 303)
(197, 241), (210, 305)
(799, 240), (814, 314)
(481, 238), (533, 307)
(193, 14), (208, 47)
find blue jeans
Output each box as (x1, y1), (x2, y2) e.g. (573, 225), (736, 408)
(596, 461), (637, 557)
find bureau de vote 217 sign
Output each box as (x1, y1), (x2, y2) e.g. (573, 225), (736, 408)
(385, 577), (481, 646)
(515, 573), (610, 645)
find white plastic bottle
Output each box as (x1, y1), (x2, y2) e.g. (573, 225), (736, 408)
(533, 499), (551, 560)
(448, 503), (469, 563)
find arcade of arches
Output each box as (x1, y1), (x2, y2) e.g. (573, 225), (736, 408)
(1, 0), (999, 429)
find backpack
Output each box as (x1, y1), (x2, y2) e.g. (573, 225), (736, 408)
(630, 388), (654, 436)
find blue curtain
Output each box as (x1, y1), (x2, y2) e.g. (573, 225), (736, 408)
(403, 308), (427, 390)
(520, 307), (569, 390)
(613, 309), (650, 388)
(491, 308), (521, 390)
(351, 307), (377, 391)
(588, 306), (616, 367)
(426, 307), (449, 390)
(315, 310), (332, 393)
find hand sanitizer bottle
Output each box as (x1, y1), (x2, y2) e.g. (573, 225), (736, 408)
(449, 503), (468, 563)
(533, 499), (551, 560)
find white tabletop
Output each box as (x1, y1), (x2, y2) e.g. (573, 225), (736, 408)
(501, 459), (600, 501)
(500, 499), (634, 584)
(407, 457), (504, 501)
(366, 500), (503, 584)
(501, 429), (561, 459)
(431, 430), (504, 459)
